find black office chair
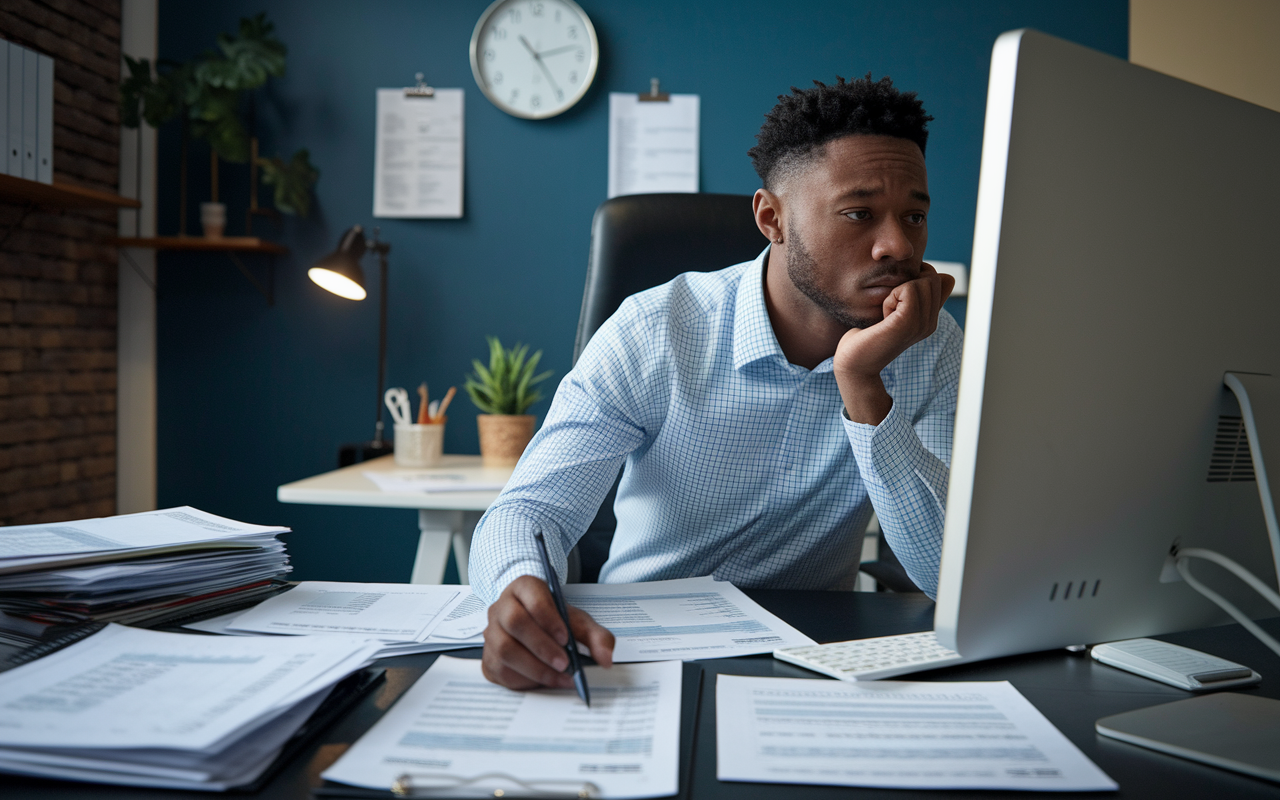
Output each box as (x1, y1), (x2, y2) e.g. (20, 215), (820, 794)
(565, 193), (919, 593)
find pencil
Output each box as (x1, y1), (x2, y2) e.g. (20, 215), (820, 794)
(433, 386), (456, 423)
(417, 383), (429, 425)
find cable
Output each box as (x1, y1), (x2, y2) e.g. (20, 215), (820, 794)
(1175, 547), (1280, 660)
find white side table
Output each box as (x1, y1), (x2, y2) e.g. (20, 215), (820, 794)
(276, 454), (513, 584)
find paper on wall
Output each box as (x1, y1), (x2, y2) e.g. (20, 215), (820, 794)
(607, 93), (699, 198)
(373, 88), (464, 218)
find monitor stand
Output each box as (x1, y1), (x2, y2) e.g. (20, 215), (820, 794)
(1095, 373), (1280, 782)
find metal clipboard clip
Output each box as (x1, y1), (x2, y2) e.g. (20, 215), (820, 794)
(391, 772), (602, 798)
(405, 72), (435, 98)
(637, 77), (670, 102)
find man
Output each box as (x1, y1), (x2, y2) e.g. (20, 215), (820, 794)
(471, 74), (960, 692)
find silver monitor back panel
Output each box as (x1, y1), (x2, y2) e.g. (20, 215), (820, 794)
(935, 29), (1280, 659)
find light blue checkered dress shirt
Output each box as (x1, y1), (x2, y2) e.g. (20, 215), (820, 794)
(469, 247), (961, 601)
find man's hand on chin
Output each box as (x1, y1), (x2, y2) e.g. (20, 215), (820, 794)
(834, 262), (955, 425)
(481, 574), (615, 690)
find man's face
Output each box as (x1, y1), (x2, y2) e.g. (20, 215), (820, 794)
(779, 134), (930, 329)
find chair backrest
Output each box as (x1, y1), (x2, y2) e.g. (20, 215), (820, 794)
(569, 193), (767, 582)
(574, 193), (768, 363)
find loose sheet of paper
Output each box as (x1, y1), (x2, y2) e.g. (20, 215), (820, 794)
(716, 675), (1117, 792)
(362, 470), (506, 494)
(322, 656), (682, 799)
(0, 624), (380, 751)
(373, 88), (463, 218)
(564, 576), (814, 662)
(227, 581), (466, 641)
(607, 93), (699, 198)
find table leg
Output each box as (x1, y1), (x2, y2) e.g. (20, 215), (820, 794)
(412, 509), (463, 584)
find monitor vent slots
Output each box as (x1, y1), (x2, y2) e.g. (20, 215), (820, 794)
(1207, 415), (1255, 483)
(1049, 580), (1100, 601)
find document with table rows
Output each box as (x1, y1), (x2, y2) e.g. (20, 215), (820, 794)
(716, 675), (1117, 792)
(323, 656), (682, 799)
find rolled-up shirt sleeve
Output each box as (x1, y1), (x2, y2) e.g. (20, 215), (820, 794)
(842, 321), (962, 599)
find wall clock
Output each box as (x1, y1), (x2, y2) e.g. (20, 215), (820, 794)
(470, 0), (600, 119)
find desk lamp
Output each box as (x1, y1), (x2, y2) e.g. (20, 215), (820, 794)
(309, 224), (394, 466)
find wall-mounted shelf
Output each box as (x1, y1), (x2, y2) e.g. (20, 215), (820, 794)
(109, 236), (288, 255)
(0, 173), (141, 209)
(110, 236), (287, 305)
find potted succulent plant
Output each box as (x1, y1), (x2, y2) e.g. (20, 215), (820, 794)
(465, 337), (553, 467)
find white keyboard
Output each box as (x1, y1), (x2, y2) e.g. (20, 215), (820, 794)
(774, 631), (970, 681)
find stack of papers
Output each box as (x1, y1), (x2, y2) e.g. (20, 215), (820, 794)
(323, 655), (683, 798)
(185, 581), (489, 656)
(0, 624), (383, 790)
(0, 508), (292, 646)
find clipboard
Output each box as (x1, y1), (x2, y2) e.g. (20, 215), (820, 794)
(313, 662), (704, 799)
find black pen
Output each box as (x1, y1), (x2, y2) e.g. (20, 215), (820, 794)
(533, 531), (590, 707)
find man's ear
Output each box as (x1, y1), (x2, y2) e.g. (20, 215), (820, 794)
(753, 188), (785, 245)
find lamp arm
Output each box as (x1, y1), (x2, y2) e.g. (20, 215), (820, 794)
(374, 246), (390, 443)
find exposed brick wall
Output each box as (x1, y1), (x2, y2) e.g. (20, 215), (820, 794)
(0, 1), (121, 524)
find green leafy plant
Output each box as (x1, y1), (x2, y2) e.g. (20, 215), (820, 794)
(465, 337), (554, 416)
(258, 148), (319, 217)
(117, 13), (319, 223)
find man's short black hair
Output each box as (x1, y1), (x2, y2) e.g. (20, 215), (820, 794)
(748, 73), (933, 190)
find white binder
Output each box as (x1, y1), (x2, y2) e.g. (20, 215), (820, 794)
(21, 47), (36, 180)
(6, 43), (21, 177)
(36, 53), (51, 183)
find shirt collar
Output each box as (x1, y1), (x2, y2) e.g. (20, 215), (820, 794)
(732, 245), (837, 375)
(733, 246), (789, 371)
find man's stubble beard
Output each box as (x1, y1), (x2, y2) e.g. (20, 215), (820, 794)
(784, 221), (882, 330)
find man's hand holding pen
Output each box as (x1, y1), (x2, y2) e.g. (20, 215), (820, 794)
(481, 574), (616, 693)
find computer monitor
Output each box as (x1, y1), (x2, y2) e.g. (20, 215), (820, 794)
(934, 29), (1280, 661)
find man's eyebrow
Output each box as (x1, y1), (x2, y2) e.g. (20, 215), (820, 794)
(840, 187), (931, 204)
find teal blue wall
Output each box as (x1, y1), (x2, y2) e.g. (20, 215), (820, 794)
(155, 1), (1127, 582)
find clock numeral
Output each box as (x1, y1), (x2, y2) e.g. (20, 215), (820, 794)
(555, 88), (564, 101)
(568, 70), (578, 84)
(531, 94), (541, 109)
(509, 88), (520, 103)
(484, 48), (496, 62)
(575, 47), (585, 62)
(492, 26), (507, 40)
(531, 2), (544, 16)
(507, 8), (521, 23)
(567, 25), (577, 39)
(493, 71), (503, 85)
(554, 9), (561, 22)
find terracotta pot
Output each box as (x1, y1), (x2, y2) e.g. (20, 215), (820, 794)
(477, 414), (535, 467)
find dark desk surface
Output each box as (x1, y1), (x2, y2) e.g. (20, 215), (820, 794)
(3, 590), (1279, 799)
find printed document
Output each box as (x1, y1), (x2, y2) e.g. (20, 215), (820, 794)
(0, 506), (287, 574)
(716, 675), (1118, 792)
(322, 656), (682, 799)
(373, 87), (463, 218)
(607, 92), (699, 198)
(362, 470), (506, 494)
(563, 576), (815, 662)
(227, 581), (467, 640)
(0, 624), (380, 751)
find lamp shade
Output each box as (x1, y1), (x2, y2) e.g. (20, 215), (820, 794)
(309, 225), (368, 300)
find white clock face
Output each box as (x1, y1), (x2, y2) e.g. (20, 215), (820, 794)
(470, 0), (599, 119)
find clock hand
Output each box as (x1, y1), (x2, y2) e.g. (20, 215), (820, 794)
(536, 44), (578, 58)
(519, 34), (563, 97)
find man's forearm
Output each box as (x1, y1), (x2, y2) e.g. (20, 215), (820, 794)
(836, 372), (893, 425)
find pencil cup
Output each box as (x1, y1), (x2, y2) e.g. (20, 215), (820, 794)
(394, 421), (445, 468)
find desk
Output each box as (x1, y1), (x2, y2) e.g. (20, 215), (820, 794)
(276, 455), (514, 584)
(4, 593), (1279, 799)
